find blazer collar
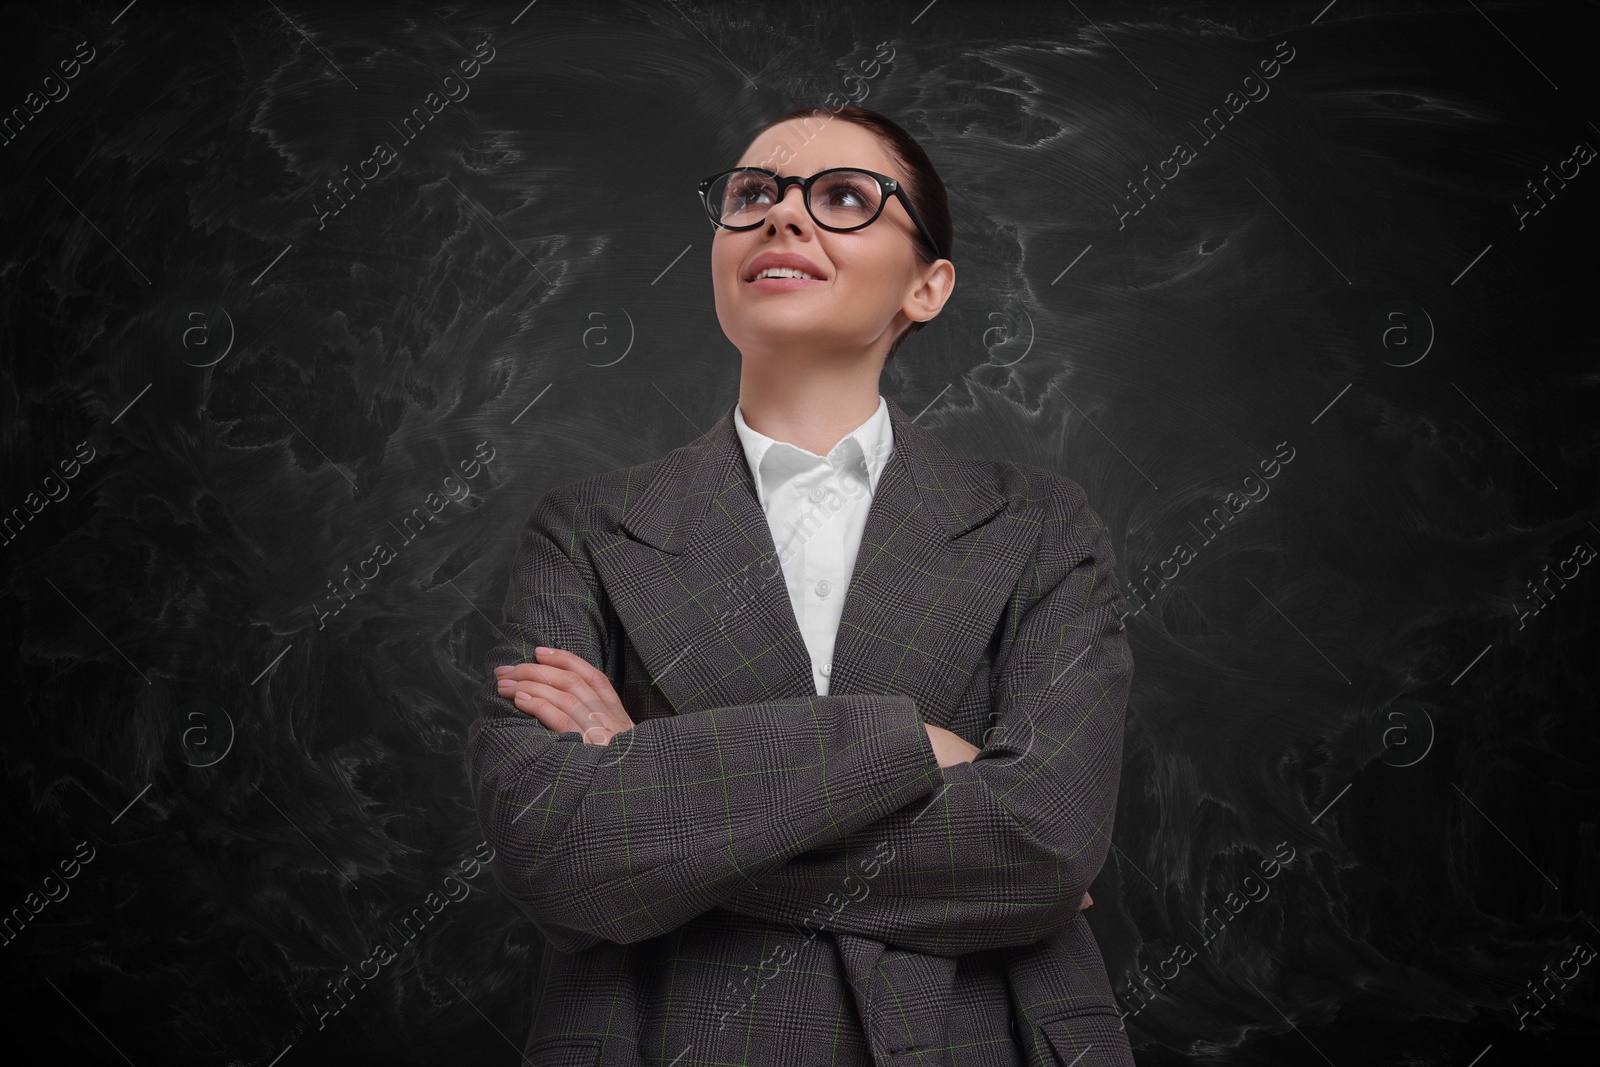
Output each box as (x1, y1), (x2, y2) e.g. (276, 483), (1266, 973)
(601, 394), (1032, 716)
(619, 396), (1009, 555)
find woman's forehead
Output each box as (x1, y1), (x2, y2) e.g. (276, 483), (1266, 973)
(738, 119), (897, 175)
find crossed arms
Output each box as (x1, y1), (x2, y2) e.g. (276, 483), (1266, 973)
(464, 477), (1133, 957)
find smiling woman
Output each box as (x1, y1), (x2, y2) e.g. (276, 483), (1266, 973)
(466, 105), (1135, 1067)
(706, 106), (954, 373)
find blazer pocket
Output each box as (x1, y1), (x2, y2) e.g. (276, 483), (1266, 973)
(1037, 1008), (1130, 1066)
(524, 1037), (601, 1065)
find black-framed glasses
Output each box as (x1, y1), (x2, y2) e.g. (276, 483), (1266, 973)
(696, 167), (940, 259)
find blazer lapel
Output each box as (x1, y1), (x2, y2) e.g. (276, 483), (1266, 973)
(594, 396), (1038, 725)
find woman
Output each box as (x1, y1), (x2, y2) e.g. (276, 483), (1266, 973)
(467, 105), (1135, 1066)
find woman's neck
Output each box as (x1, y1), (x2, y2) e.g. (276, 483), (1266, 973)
(737, 361), (883, 457)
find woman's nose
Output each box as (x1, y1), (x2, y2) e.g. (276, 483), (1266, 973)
(765, 183), (809, 232)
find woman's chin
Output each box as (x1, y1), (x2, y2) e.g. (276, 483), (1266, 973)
(737, 320), (844, 344)
(731, 313), (847, 343)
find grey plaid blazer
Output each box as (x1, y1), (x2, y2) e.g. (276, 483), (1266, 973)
(466, 396), (1135, 1066)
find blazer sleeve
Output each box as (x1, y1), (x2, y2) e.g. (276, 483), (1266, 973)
(715, 475), (1133, 957)
(465, 483), (946, 954)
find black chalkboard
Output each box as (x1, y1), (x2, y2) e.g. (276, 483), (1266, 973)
(3, 1), (1594, 1064)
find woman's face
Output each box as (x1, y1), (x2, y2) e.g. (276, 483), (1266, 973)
(709, 118), (953, 363)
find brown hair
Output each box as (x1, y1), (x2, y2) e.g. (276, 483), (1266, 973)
(747, 105), (953, 365)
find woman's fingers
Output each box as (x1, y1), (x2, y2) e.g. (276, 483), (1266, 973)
(495, 654), (633, 745)
(533, 649), (636, 730)
(923, 723), (981, 768)
(509, 684), (618, 743)
(497, 660), (602, 711)
(505, 681), (611, 739)
(533, 647), (609, 688)
(496, 649), (637, 737)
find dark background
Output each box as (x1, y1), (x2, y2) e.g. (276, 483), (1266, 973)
(2, 0), (1595, 1063)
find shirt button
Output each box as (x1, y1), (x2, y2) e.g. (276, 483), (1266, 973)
(815, 580), (831, 596)
(809, 486), (825, 502)
(818, 663), (831, 676)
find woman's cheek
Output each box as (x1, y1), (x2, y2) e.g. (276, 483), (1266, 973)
(711, 240), (741, 290)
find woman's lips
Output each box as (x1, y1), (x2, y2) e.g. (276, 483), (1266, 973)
(746, 275), (827, 291)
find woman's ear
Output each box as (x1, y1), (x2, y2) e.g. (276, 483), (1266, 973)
(903, 258), (956, 324)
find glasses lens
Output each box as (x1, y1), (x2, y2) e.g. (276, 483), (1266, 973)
(808, 170), (883, 228)
(712, 169), (778, 225)
(707, 169), (885, 229)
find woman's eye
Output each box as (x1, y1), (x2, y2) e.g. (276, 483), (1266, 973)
(729, 177), (774, 206)
(820, 178), (874, 209)
(824, 185), (865, 207)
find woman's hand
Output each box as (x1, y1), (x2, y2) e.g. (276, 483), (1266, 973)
(923, 723), (981, 768)
(494, 647), (636, 745)
(496, 664), (1094, 908)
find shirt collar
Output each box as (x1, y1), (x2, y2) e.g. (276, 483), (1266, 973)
(733, 395), (894, 510)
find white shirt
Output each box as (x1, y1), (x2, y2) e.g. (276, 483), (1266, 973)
(733, 396), (894, 696)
